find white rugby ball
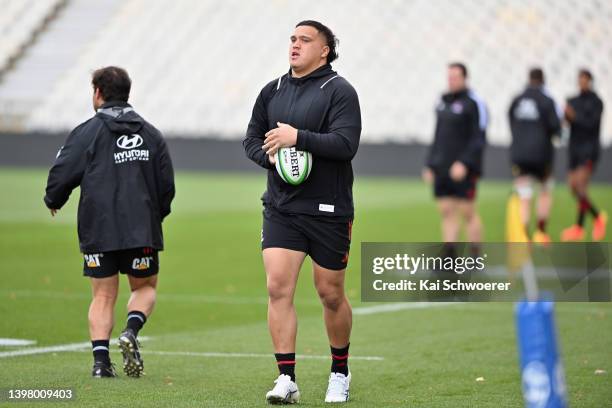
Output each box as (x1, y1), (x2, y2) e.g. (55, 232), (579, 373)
(274, 147), (313, 185)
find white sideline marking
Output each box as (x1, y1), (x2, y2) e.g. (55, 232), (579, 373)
(0, 302), (604, 360)
(145, 351), (384, 361)
(0, 338), (37, 346)
(0, 342), (383, 361)
(68, 349), (384, 361)
(0, 302), (448, 359)
(0, 337), (150, 359)
(0, 341), (91, 358)
(353, 302), (454, 315)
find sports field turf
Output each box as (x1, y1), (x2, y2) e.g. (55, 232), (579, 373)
(0, 167), (610, 407)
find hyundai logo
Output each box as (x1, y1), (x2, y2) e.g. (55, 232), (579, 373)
(116, 134), (143, 150)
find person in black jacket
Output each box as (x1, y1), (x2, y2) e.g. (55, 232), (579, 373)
(44, 66), (175, 378)
(509, 68), (561, 245)
(561, 69), (607, 241)
(243, 20), (360, 404)
(423, 62), (487, 254)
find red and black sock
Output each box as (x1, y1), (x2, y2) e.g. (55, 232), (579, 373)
(537, 218), (547, 233)
(331, 344), (350, 376)
(577, 200), (587, 227)
(274, 353), (296, 381)
(577, 195), (599, 226)
(91, 339), (110, 364)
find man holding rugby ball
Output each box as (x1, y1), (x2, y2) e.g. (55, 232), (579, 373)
(243, 20), (361, 404)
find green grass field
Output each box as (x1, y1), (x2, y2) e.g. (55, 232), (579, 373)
(0, 167), (610, 407)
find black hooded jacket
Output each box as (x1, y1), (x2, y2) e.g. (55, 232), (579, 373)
(44, 101), (175, 253)
(509, 86), (561, 165)
(426, 89), (488, 175)
(243, 64), (361, 219)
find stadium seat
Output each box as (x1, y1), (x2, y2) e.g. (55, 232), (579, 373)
(0, 0), (610, 146)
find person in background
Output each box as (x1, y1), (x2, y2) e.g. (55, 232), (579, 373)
(423, 62), (488, 256)
(508, 67), (561, 245)
(561, 68), (607, 241)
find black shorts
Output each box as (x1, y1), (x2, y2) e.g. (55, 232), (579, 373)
(569, 155), (598, 172)
(511, 162), (552, 181)
(261, 206), (352, 271)
(83, 247), (159, 279)
(433, 173), (478, 200)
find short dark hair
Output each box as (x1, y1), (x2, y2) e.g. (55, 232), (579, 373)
(448, 62), (468, 78)
(529, 67), (545, 84)
(296, 20), (338, 63)
(91, 66), (131, 102)
(579, 68), (593, 81)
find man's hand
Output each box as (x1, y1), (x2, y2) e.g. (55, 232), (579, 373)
(262, 122), (298, 156)
(564, 104), (576, 122)
(268, 153), (277, 166)
(422, 167), (434, 184)
(450, 161), (467, 181)
(50, 209), (58, 217)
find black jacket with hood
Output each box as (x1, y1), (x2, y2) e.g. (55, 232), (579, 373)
(509, 86), (561, 166)
(44, 101), (175, 253)
(426, 89), (488, 175)
(243, 64), (361, 220)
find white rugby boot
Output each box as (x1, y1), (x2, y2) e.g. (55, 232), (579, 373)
(324, 371), (351, 403)
(266, 374), (300, 404)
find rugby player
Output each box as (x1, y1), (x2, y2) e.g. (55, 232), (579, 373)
(561, 69), (607, 241)
(243, 21), (361, 404)
(423, 62), (488, 255)
(508, 68), (561, 245)
(44, 67), (175, 378)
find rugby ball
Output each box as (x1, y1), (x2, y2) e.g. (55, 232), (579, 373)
(274, 147), (313, 185)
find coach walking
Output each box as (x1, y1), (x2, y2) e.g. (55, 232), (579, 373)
(44, 66), (175, 378)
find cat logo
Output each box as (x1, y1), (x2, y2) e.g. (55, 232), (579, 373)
(84, 253), (102, 268)
(132, 257), (154, 270)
